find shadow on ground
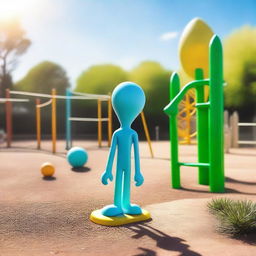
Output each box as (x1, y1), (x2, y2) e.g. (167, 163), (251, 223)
(128, 223), (202, 256)
(42, 176), (56, 181)
(233, 233), (256, 245)
(71, 166), (91, 172)
(226, 177), (256, 186)
(179, 187), (256, 196)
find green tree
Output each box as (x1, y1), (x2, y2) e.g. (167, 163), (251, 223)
(0, 19), (31, 96)
(15, 61), (70, 94)
(129, 61), (171, 119)
(75, 64), (128, 94)
(224, 26), (256, 114)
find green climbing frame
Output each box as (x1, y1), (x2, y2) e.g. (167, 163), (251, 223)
(164, 35), (225, 193)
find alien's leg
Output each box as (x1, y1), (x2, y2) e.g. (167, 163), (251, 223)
(101, 168), (123, 217)
(122, 168), (142, 215)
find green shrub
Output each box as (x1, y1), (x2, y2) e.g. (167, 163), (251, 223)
(208, 198), (256, 235)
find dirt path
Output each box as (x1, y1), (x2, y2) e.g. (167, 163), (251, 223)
(0, 141), (256, 255)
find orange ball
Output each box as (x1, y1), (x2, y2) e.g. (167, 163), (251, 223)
(41, 162), (55, 177)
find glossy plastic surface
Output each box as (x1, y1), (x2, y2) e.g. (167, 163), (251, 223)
(101, 82), (146, 216)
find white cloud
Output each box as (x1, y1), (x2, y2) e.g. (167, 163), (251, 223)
(160, 31), (178, 41)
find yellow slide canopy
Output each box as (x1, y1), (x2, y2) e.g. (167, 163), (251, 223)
(179, 17), (214, 78)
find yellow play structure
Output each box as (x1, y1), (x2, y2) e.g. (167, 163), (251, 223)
(177, 18), (213, 144)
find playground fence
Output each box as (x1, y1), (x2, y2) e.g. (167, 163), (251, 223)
(1, 88), (154, 157)
(229, 111), (256, 148)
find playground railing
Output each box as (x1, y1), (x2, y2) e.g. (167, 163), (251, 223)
(3, 88), (153, 157)
(0, 89), (30, 148)
(65, 89), (113, 149)
(66, 89), (154, 157)
(229, 111), (256, 148)
(35, 89), (56, 153)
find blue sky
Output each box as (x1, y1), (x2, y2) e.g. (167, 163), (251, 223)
(11, 0), (256, 86)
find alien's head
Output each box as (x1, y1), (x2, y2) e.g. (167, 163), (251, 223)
(112, 82), (145, 128)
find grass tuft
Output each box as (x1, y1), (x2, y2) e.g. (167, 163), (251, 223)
(207, 198), (256, 235)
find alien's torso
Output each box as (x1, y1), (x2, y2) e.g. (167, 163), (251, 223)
(115, 128), (136, 169)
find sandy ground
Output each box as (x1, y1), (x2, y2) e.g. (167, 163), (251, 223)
(0, 140), (256, 255)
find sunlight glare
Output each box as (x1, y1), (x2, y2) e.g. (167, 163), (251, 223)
(0, 0), (45, 21)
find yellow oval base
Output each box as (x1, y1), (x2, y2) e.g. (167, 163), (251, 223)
(90, 209), (151, 226)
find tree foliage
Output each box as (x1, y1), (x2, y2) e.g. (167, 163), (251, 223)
(75, 61), (171, 135)
(224, 26), (256, 110)
(15, 61), (70, 94)
(0, 19), (31, 96)
(75, 64), (128, 94)
(129, 61), (171, 118)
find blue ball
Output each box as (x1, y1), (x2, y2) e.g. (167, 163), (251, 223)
(67, 147), (88, 168)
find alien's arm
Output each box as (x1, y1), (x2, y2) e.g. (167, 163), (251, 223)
(106, 133), (117, 173)
(133, 132), (144, 187)
(101, 132), (117, 185)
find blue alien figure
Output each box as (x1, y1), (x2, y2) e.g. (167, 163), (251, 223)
(101, 82), (145, 217)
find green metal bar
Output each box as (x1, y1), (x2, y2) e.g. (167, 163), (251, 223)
(169, 72), (181, 188)
(179, 162), (210, 167)
(164, 79), (209, 116)
(209, 35), (225, 192)
(196, 102), (210, 108)
(195, 68), (209, 186)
